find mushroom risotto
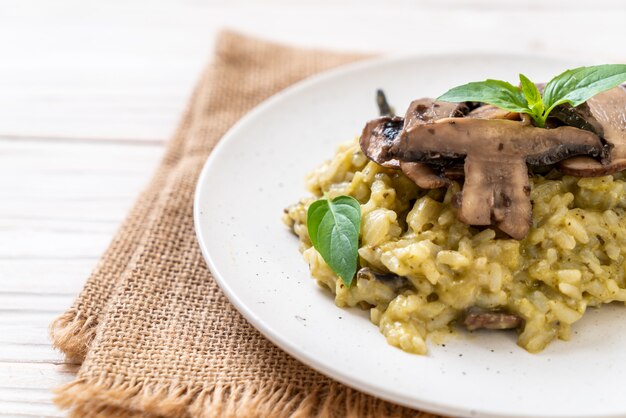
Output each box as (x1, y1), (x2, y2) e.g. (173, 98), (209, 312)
(284, 139), (626, 354)
(284, 75), (626, 354)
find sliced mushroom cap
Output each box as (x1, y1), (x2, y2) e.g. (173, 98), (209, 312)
(547, 102), (604, 135)
(360, 99), (470, 186)
(360, 116), (403, 169)
(399, 99), (471, 187)
(403, 98), (469, 131)
(463, 307), (524, 331)
(390, 118), (606, 239)
(559, 85), (626, 176)
(399, 161), (448, 188)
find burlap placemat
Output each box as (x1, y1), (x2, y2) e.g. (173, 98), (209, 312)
(50, 30), (443, 418)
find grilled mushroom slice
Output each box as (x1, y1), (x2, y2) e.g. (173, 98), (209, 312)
(360, 98), (469, 187)
(360, 116), (404, 169)
(463, 307), (524, 331)
(402, 98), (469, 131)
(399, 161), (448, 188)
(384, 118), (605, 239)
(547, 102), (604, 135)
(400, 99), (471, 187)
(559, 85), (626, 176)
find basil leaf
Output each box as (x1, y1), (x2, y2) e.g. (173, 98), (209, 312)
(519, 73), (543, 115)
(307, 195), (361, 286)
(437, 79), (529, 113)
(543, 64), (626, 114)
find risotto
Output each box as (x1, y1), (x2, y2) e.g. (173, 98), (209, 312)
(284, 139), (626, 354)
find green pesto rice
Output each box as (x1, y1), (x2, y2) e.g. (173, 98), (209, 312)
(283, 138), (626, 354)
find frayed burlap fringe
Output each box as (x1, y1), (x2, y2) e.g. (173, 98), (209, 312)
(55, 377), (431, 418)
(49, 310), (97, 363)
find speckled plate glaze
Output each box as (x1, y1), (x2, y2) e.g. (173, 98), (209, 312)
(194, 54), (626, 418)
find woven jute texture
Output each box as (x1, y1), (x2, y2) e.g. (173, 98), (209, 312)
(50, 30), (443, 418)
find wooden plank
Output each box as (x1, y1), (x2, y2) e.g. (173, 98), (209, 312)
(0, 363), (77, 418)
(0, 295), (74, 314)
(0, 387), (55, 404)
(0, 311), (70, 364)
(1, 260), (96, 294)
(0, 305), (74, 364)
(0, 363), (78, 390)
(0, 344), (67, 366)
(0, 312), (64, 328)
(0, 221), (115, 260)
(0, 324), (55, 346)
(0, 402), (66, 418)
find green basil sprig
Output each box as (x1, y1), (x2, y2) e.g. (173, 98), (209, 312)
(307, 195), (361, 287)
(438, 64), (626, 128)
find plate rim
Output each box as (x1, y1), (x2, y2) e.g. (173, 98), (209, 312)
(193, 52), (620, 418)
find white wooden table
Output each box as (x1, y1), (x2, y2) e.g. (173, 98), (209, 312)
(1, 1), (624, 416)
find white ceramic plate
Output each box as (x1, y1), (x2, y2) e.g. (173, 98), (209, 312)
(194, 54), (626, 418)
